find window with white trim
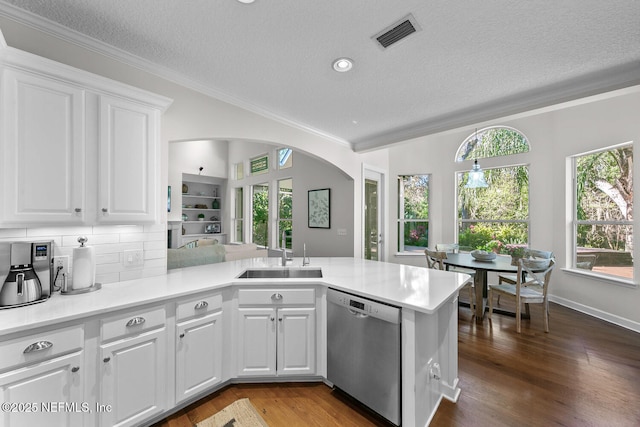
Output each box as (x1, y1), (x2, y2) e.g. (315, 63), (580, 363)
(278, 148), (293, 170)
(456, 127), (530, 252)
(233, 187), (243, 242)
(571, 143), (633, 280)
(251, 183), (269, 246)
(277, 178), (293, 249)
(397, 175), (430, 253)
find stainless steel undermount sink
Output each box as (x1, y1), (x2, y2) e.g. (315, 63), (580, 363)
(237, 267), (323, 279)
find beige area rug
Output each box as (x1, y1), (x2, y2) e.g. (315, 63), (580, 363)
(196, 398), (269, 427)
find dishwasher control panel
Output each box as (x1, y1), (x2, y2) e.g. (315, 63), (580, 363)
(327, 288), (400, 324)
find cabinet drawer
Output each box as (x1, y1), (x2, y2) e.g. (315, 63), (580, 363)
(237, 288), (315, 306)
(101, 306), (165, 342)
(0, 325), (84, 372)
(176, 292), (222, 321)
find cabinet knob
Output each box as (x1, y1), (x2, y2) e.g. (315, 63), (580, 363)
(103, 357), (111, 363)
(179, 333), (185, 339)
(271, 293), (283, 301)
(270, 317), (275, 322)
(74, 208), (82, 213)
(278, 318), (283, 322)
(102, 208), (108, 213)
(71, 366), (80, 373)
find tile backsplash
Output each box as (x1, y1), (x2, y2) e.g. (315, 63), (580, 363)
(0, 224), (167, 286)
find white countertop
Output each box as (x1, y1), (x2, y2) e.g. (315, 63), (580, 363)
(0, 257), (471, 336)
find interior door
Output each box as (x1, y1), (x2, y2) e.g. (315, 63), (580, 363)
(363, 168), (384, 261)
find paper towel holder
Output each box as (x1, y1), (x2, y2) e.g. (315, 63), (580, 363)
(60, 236), (102, 295)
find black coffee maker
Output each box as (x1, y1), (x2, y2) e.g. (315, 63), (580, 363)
(0, 241), (53, 308)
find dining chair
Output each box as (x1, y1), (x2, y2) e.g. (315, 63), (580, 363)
(425, 248), (475, 311)
(425, 249), (447, 270)
(488, 258), (555, 333)
(435, 243), (476, 274)
(498, 249), (553, 285)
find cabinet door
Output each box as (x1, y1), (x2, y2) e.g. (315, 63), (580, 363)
(175, 311), (222, 403)
(100, 328), (166, 427)
(277, 307), (316, 375)
(1, 69), (85, 224)
(237, 308), (276, 377)
(0, 351), (84, 427)
(98, 95), (158, 224)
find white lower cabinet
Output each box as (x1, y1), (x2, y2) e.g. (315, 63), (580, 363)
(236, 288), (316, 377)
(277, 307), (316, 375)
(175, 310), (222, 403)
(0, 286), (320, 426)
(237, 307), (277, 376)
(0, 325), (85, 427)
(0, 352), (84, 427)
(99, 307), (167, 427)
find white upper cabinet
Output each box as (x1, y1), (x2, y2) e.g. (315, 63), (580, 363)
(1, 69), (86, 224)
(97, 95), (160, 224)
(0, 45), (172, 226)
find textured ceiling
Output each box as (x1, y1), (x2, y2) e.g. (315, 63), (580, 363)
(1, 0), (639, 151)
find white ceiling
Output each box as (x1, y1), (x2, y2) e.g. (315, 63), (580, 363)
(1, 0), (639, 151)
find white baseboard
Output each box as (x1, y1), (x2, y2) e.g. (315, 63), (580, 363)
(549, 295), (640, 334)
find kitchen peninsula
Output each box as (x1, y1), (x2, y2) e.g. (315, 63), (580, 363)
(0, 258), (470, 427)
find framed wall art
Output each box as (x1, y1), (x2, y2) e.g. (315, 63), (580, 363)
(308, 188), (330, 228)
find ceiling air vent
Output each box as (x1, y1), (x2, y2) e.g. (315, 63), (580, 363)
(373, 14), (421, 49)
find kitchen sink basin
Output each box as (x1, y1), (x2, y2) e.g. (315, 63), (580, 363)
(237, 267), (323, 279)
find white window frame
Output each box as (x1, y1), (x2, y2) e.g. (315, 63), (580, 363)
(277, 178), (293, 249)
(568, 142), (634, 286)
(397, 174), (430, 254)
(456, 163), (531, 248)
(232, 187), (244, 243)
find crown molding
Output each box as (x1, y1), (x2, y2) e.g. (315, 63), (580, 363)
(353, 61), (640, 152)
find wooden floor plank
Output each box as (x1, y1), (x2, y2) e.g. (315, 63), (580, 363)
(153, 302), (640, 426)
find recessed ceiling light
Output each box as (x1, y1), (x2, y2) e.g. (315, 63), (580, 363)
(237, 0), (255, 4)
(332, 57), (353, 72)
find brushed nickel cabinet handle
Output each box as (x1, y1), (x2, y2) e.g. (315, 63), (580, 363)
(23, 341), (53, 354)
(126, 316), (146, 327)
(271, 293), (283, 300)
(194, 301), (209, 310)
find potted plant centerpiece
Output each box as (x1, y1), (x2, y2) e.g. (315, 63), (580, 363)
(197, 213), (205, 221)
(503, 244), (527, 265)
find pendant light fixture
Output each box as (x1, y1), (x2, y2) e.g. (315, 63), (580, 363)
(465, 129), (489, 188)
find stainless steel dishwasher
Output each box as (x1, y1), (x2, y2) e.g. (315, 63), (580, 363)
(327, 288), (401, 426)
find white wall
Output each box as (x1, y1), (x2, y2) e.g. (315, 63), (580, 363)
(388, 88), (640, 331)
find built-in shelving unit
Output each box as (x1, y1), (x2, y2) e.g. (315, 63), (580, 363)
(180, 173), (226, 246)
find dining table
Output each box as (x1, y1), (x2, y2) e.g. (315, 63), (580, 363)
(443, 253), (523, 323)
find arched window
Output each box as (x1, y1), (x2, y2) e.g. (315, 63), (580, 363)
(456, 127), (530, 253)
(456, 126), (530, 162)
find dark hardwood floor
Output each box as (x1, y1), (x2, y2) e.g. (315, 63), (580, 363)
(153, 300), (640, 426)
